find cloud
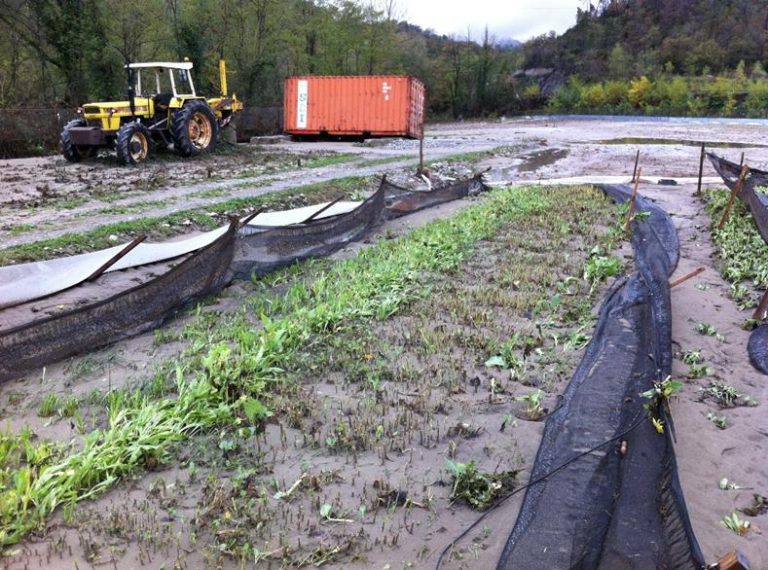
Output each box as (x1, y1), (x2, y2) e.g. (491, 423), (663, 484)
(399, 0), (577, 41)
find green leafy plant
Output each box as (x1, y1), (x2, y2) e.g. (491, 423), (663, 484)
(681, 349), (702, 365)
(706, 412), (727, 429)
(446, 460), (515, 510)
(640, 376), (683, 434)
(695, 322), (718, 336)
(37, 394), (59, 418)
(687, 363), (711, 379)
(583, 251), (621, 290)
(515, 390), (546, 420)
(721, 512), (750, 536)
(701, 381), (740, 407)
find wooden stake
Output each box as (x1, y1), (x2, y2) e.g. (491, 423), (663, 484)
(418, 122), (425, 175)
(696, 143), (705, 196)
(669, 267), (705, 288)
(740, 152), (745, 166)
(717, 164), (749, 230)
(300, 195), (344, 224)
(631, 149), (640, 183)
(239, 207), (266, 226)
(86, 234), (146, 282)
(753, 289), (768, 321)
(625, 166), (642, 234)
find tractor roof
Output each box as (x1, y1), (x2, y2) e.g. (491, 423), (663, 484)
(126, 62), (194, 70)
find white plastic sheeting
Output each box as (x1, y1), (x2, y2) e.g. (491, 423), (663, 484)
(246, 200), (361, 227)
(0, 225), (229, 310)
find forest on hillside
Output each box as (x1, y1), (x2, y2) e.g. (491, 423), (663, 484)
(0, 0), (522, 117)
(4, 0), (768, 119)
(524, 0), (768, 79)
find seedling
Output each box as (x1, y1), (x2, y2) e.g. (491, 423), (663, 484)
(719, 478), (741, 491)
(687, 363), (711, 379)
(701, 381), (740, 407)
(721, 512), (750, 536)
(564, 327), (591, 351)
(695, 322), (718, 336)
(681, 349), (702, 365)
(515, 390), (546, 420)
(742, 318), (761, 331)
(583, 252), (621, 290)
(319, 503), (353, 523)
(706, 412), (727, 429)
(640, 376), (683, 434)
(38, 394), (59, 418)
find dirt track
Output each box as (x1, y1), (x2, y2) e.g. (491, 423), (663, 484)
(1, 117), (768, 568)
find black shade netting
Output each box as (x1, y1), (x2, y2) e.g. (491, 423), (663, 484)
(497, 185), (705, 570)
(229, 184), (385, 279)
(381, 173), (488, 219)
(0, 222), (237, 382)
(708, 153), (768, 375)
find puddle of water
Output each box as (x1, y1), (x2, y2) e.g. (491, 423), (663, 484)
(594, 137), (767, 149)
(517, 148), (569, 172)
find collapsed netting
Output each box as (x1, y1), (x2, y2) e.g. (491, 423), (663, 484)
(0, 221), (237, 382)
(230, 174), (490, 278)
(708, 153), (768, 374)
(0, 175), (490, 382)
(381, 173), (487, 218)
(497, 185), (705, 569)
(230, 183), (386, 279)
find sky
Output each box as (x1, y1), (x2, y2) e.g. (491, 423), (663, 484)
(399, 0), (579, 43)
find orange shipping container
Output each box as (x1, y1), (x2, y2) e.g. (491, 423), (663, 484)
(284, 75), (425, 139)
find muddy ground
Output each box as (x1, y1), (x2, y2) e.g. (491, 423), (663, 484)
(1, 117), (768, 568)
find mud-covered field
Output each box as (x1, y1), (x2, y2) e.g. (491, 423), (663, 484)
(1, 117), (767, 569)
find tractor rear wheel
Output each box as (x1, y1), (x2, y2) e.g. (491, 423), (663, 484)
(61, 119), (95, 162)
(171, 100), (219, 157)
(116, 122), (151, 165)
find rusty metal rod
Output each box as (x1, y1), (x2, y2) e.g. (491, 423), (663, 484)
(239, 207), (266, 226)
(669, 267), (705, 289)
(697, 143), (705, 196)
(631, 149), (640, 183)
(86, 234), (147, 282)
(717, 164), (749, 230)
(300, 195), (344, 224)
(625, 166), (642, 234)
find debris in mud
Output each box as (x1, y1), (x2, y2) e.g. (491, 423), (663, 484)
(741, 494), (768, 517)
(447, 459), (517, 510)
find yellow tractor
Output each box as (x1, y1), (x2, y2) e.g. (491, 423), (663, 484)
(61, 60), (243, 165)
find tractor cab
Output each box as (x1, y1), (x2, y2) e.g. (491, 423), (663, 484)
(61, 59), (242, 165)
(129, 62), (198, 113)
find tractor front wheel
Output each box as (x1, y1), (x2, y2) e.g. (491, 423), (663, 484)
(171, 101), (219, 157)
(61, 119), (95, 162)
(116, 122), (151, 165)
